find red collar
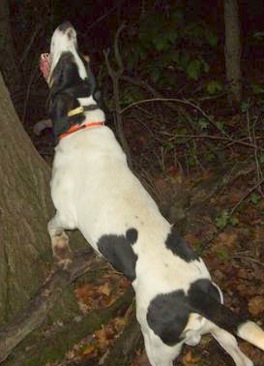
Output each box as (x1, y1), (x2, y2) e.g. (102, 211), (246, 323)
(59, 121), (105, 141)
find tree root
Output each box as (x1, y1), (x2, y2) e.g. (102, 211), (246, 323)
(0, 249), (106, 363)
(101, 312), (142, 366)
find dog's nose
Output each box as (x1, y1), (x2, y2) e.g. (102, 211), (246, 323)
(58, 21), (73, 33)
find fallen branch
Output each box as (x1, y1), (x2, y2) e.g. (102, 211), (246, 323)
(0, 249), (104, 363)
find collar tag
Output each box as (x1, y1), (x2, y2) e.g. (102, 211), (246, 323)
(67, 106), (84, 117)
(67, 104), (99, 118)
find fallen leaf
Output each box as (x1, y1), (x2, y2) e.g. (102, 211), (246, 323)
(248, 296), (264, 316)
(182, 350), (200, 365)
(98, 282), (112, 297)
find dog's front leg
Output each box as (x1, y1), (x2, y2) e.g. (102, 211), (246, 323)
(48, 213), (73, 270)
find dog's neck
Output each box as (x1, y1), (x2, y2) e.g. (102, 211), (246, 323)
(53, 97), (106, 143)
(77, 96), (105, 122)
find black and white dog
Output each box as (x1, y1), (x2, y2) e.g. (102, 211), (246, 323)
(44, 22), (264, 366)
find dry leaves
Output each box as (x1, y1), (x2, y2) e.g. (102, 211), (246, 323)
(74, 272), (130, 313)
(248, 296), (264, 316)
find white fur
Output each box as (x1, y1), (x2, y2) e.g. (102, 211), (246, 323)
(48, 25), (87, 85)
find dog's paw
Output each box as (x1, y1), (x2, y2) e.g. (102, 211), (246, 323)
(51, 232), (73, 270)
(56, 257), (73, 271)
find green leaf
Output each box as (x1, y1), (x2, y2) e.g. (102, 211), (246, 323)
(215, 210), (238, 229)
(259, 153), (264, 165)
(250, 193), (261, 205)
(216, 248), (230, 261)
(206, 80), (223, 95)
(230, 217), (239, 226)
(198, 118), (209, 130)
(205, 31), (218, 47)
(252, 83), (264, 94)
(153, 36), (169, 51)
(186, 59), (202, 80)
(240, 101), (250, 113)
(215, 120), (224, 131)
(215, 210), (230, 229)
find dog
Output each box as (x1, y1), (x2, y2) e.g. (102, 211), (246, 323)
(43, 22), (264, 366)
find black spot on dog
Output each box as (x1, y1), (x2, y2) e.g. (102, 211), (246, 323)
(165, 228), (199, 262)
(188, 279), (243, 334)
(97, 229), (138, 281)
(126, 228), (138, 244)
(147, 290), (190, 346)
(147, 280), (229, 346)
(58, 21), (72, 33)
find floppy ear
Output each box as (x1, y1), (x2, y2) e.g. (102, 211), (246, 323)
(50, 92), (83, 139)
(50, 53), (80, 95)
(50, 92), (74, 121)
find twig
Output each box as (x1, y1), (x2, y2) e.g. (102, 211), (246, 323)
(20, 23), (43, 66)
(119, 97), (229, 136)
(170, 134), (264, 151)
(84, 5), (118, 33)
(233, 254), (264, 268)
(230, 176), (264, 215)
(103, 25), (132, 167)
(121, 75), (221, 162)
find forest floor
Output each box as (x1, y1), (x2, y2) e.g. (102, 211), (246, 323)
(29, 92), (264, 366)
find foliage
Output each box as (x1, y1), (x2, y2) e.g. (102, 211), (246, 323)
(215, 209), (239, 229)
(124, 5), (218, 94)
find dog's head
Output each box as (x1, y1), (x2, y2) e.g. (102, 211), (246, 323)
(43, 22), (101, 141)
(48, 22), (95, 92)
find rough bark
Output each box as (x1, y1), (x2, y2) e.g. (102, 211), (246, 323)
(224, 0), (242, 104)
(0, 72), (53, 325)
(0, 0), (21, 92)
(0, 250), (99, 363)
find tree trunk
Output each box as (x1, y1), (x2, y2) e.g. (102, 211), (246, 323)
(0, 71), (52, 325)
(224, 0), (242, 104)
(0, 0), (21, 93)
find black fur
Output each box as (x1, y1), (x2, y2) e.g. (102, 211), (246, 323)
(49, 51), (97, 142)
(97, 229), (138, 281)
(165, 228), (199, 262)
(147, 290), (190, 346)
(188, 279), (244, 335)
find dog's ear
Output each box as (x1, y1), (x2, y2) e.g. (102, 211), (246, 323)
(50, 52), (80, 95)
(50, 91), (76, 121)
(50, 92), (83, 139)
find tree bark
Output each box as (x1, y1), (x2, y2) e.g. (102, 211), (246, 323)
(0, 72), (53, 325)
(0, 0), (21, 93)
(224, 0), (242, 104)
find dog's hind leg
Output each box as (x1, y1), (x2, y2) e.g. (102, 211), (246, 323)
(209, 324), (253, 366)
(143, 332), (182, 366)
(48, 212), (74, 269)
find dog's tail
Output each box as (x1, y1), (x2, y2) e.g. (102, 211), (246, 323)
(189, 280), (264, 351)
